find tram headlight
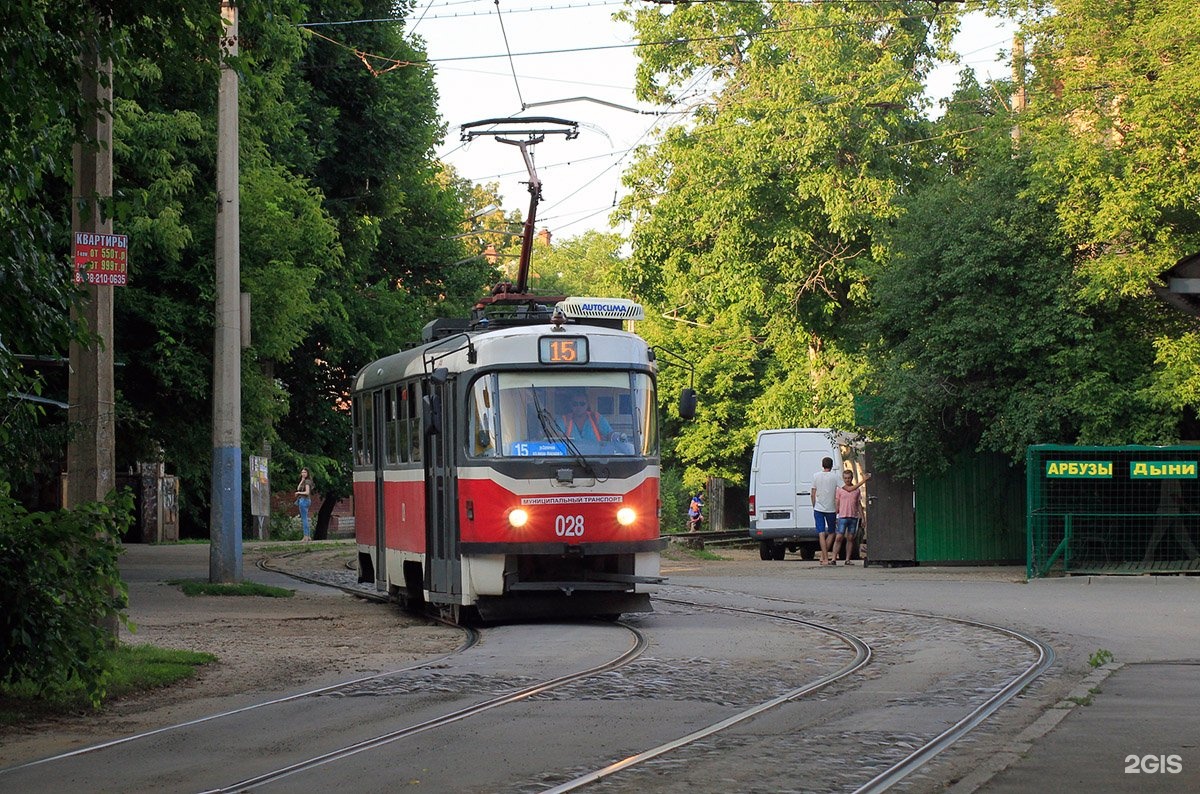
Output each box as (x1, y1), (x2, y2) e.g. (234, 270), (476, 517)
(508, 508), (530, 528)
(616, 507), (636, 526)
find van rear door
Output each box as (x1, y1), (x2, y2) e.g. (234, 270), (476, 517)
(752, 431), (804, 533)
(794, 437), (837, 518)
(751, 430), (838, 535)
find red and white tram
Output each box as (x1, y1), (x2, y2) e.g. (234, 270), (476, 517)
(351, 298), (687, 622)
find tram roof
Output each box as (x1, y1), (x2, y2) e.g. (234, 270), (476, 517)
(353, 321), (653, 392)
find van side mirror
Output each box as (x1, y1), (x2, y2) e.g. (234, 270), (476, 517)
(678, 388), (697, 420)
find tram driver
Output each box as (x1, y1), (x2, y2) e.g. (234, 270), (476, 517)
(557, 390), (628, 451)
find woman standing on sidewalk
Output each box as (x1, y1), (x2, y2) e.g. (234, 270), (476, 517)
(295, 467), (314, 542)
(833, 470), (869, 564)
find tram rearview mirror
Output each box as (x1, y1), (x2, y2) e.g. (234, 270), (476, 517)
(679, 388), (697, 420)
(423, 394), (443, 436)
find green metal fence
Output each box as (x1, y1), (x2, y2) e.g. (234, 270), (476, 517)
(1027, 445), (1200, 578)
(917, 451), (1025, 564)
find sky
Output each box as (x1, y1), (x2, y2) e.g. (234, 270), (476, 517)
(404, 2), (1017, 241)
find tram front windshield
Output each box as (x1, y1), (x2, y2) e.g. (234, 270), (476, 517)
(469, 372), (657, 458)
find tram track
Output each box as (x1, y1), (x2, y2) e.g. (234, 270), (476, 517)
(539, 587), (1053, 794)
(0, 557), (478, 776)
(0, 559), (655, 793)
(203, 624), (650, 792)
(541, 597), (872, 793)
(242, 556), (1056, 793)
(851, 607), (1053, 794)
(189, 585), (858, 794)
(1, 555), (1056, 793)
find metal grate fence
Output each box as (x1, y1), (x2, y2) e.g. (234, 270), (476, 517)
(1026, 445), (1200, 578)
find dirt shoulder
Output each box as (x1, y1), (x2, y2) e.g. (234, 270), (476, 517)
(0, 543), (461, 768)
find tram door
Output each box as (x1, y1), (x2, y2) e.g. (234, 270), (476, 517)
(372, 388), (387, 591)
(423, 376), (461, 603)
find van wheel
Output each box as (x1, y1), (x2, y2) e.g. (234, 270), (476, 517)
(800, 546), (816, 561)
(771, 545), (786, 561)
(759, 541), (774, 561)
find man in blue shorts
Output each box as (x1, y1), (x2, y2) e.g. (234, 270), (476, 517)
(811, 456), (840, 566)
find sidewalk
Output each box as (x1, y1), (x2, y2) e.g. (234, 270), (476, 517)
(120, 540), (351, 595)
(957, 660), (1200, 793)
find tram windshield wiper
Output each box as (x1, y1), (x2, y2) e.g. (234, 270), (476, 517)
(531, 386), (601, 480)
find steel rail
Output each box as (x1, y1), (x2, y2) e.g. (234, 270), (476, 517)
(653, 584), (1055, 794)
(256, 552), (388, 601)
(0, 558), (477, 775)
(541, 597), (873, 793)
(202, 622), (649, 793)
(851, 609), (1055, 794)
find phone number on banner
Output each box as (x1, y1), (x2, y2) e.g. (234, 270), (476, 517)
(75, 270), (128, 286)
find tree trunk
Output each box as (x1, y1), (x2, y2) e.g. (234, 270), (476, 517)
(315, 494), (336, 541)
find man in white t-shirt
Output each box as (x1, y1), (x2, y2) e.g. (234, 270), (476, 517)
(810, 456), (841, 566)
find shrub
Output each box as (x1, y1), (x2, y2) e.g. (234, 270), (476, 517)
(659, 467), (689, 533)
(0, 486), (132, 707)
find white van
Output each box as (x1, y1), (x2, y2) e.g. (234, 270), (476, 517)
(748, 428), (843, 560)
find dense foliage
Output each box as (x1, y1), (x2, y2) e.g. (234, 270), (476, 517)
(1, 2), (215, 498)
(6, 0), (1200, 507)
(868, 137), (1183, 474)
(620, 1), (1200, 480)
(617, 0), (957, 484)
(2, 1), (493, 531)
(0, 487), (131, 708)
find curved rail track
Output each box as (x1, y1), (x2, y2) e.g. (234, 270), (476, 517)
(202, 625), (650, 792)
(557, 586), (1054, 794)
(1, 556), (1055, 793)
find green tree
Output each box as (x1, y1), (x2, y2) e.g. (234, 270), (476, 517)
(868, 133), (1181, 476)
(1023, 0), (1200, 297)
(11, 0), (492, 534)
(270, 1), (495, 532)
(108, 3), (339, 532)
(1, 2), (227, 504)
(527, 230), (626, 296)
(1020, 0), (1200, 426)
(617, 1), (962, 483)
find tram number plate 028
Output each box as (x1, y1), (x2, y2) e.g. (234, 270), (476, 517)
(555, 514), (585, 537)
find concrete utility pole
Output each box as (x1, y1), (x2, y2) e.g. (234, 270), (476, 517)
(1011, 34), (1026, 146)
(67, 25), (115, 510)
(210, 0), (242, 583)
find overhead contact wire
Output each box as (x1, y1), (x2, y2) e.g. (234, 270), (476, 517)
(494, 0), (528, 109)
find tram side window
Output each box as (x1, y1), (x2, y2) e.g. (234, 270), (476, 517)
(405, 382), (422, 462)
(384, 386), (399, 465)
(354, 394), (374, 466)
(397, 385), (411, 463)
(352, 395), (363, 466)
(469, 376), (499, 457)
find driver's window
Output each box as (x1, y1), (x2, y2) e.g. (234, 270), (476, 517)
(469, 377), (498, 457)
